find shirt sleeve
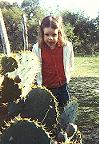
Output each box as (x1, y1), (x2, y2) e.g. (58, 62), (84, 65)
(32, 43), (42, 85)
(32, 43), (39, 56)
(69, 42), (74, 72)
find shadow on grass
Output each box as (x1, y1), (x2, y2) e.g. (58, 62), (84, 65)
(69, 77), (99, 144)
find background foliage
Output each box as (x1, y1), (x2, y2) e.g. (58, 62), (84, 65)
(0, 0), (99, 55)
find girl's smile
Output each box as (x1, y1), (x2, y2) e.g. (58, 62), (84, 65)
(43, 27), (58, 49)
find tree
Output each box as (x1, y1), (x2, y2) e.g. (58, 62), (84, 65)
(21, 0), (45, 48)
(62, 12), (83, 54)
(62, 11), (99, 55)
(21, 0), (40, 19)
(1, 2), (24, 51)
(0, 0), (45, 51)
(95, 13), (99, 53)
(0, 1), (12, 9)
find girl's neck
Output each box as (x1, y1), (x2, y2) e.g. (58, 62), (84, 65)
(42, 42), (62, 49)
(43, 43), (56, 49)
(50, 45), (56, 50)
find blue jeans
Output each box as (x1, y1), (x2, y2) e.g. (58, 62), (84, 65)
(49, 83), (70, 106)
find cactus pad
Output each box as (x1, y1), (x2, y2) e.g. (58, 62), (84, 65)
(0, 76), (21, 104)
(1, 119), (50, 144)
(7, 51), (40, 97)
(0, 56), (18, 75)
(19, 86), (59, 135)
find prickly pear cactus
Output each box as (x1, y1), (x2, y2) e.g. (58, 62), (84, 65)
(0, 51), (82, 143)
(0, 75), (21, 127)
(0, 76), (21, 104)
(69, 130), (82, 144)
(0, 50), (40, 129)
(7, 51), (40, 97)
(0, 55), (20, 105)
(0, 51), (40, 98)
(0, 75), (21, 133)
(0, 104), (8, 119)
(0, 56), (18, 74)
(19, 85), (60, 136)
(0, 118), (50, 144)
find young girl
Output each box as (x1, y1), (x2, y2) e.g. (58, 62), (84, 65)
(32, 16), (74, 107)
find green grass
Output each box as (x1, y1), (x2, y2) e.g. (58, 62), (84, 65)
(69, 55), (99, 144)
(71, 56), (99, 77)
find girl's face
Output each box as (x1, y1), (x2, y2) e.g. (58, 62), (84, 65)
(43, 27), (58, 49)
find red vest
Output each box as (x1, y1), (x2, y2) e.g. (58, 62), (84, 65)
(41, 46), (66, 88)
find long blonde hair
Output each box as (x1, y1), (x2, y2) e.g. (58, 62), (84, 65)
(38, 16), (67, 48)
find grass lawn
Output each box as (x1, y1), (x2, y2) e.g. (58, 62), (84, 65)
(71, 56), (99, 77)
(69, 55), (99, 144)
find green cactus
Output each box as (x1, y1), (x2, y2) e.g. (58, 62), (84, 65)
(0, 50), (40, 105)
(0, 76), (21, 104)
(0, 118), (50, 144)
(0, 51), (40, 129)
(19, 85), (60, 136)
(0, 56), (18, 75)
(0, 51), (81, 143)
(0, 76), (21, 131)
(7, 51), (40, 97)
(0, 104), (8, 119)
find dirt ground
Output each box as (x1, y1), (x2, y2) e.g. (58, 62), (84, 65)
(69, 77), (99, 144)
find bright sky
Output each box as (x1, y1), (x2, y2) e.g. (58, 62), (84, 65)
(0, 0), (99, 19)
